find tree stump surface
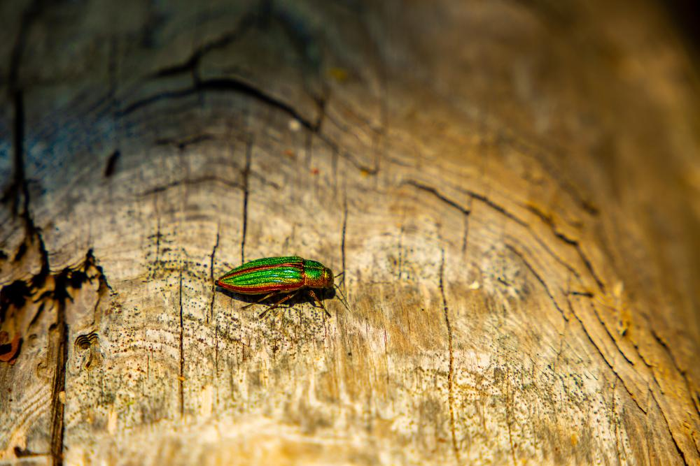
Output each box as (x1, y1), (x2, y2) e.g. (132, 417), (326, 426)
(1, 0), (699, 465)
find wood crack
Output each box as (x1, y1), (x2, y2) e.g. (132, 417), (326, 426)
(397, 224), (404, 280)
(525, 204), (578, 244)
(13, 447), (50, 458)
(139, 176), (244, 197)
(506, 244), (647, 422)
(155, 134), (215, 149)
(130, 67), (379, 178)
(409, 183), (591, 301)
(439, 249), (462, 465)
(3, 249), (113, 464)
(405, 181), (471, 216)
(147, 1), (329, 129)
(505, 244), (567, 318)
(505, 369), (518, 466)
(209, 230), (220, 284)
(462, 204), (471, 256)
(150, 11), (259, 79)
(199, 78), (319, 131)
(406, 179), (604, 294)
(178, 271), (185, 419)
(7, 87), (50, 284)
(502, 132), (600, 216)
(118, 87), (196, 117)
(122, 78), (378, 178)
(650, 329), (700, 420)
(565, 296), (647, 415)
(588, 300), (635, 366)
(325, 142), (379, 176)
(611, 379), (624, 464)
(119, 77), (319, 133)
(241, 139), (252, 264)
(650, 389), (691, 465)
(341, 195), (348, 290)
(49, 300), (67, 466)
(103, 150), (121, 178)
(465, 189), (526, 227)
(524, 204), (606, 292)
(209, 227), (220, 324)
(6, 6), (68, 462)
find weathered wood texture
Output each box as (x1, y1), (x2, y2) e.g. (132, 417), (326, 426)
(1, 0), (699, 464)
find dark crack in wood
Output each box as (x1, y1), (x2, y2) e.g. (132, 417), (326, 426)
(439, 249), (462, 466)
(139, 176), (243, 197)
(565, 296), (646, 415)
(120, 77), (318, 131)
(130, 71), (377, 177)
(650, 389), (691, 465)
(13, 446), (48, 458)
(241, 139), (252, 264)
(49, 299), (67, 466)
(462, 205), (471, 256)
(407, 177), (601, 294)
(155, 134), (215, 150)
(405, 180), (471, 216)
(505, 369), (518, 466)
(588, 300), (635, 366)
(1, 247), (110, 463)
(651, 328), (700, 420)
(505, 244), (566, 319)
(209, 227), (220, 324)
(7, 90), (50, 283)
(178, 271), (185, 418)
(341, 195), (348, 290)
(150, 11), (260, 78)
(103, 150), (121, 178)
(118, 87), (196, 117)
(525, 203), (606, 292)
(502, 132), (600, 216)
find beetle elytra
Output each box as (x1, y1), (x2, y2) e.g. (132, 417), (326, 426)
(216, 256), (347, 318)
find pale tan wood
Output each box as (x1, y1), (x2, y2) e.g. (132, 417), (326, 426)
(1, 0), (699, 465)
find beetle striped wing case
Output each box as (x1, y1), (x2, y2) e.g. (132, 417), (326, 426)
(216, 256), (306, 294)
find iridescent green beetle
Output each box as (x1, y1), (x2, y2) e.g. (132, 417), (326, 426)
(216, 256), (347, 318)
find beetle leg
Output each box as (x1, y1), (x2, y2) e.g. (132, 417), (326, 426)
(259, 292), (298, 319)
(241, 292), (277, 310)
(308, 289), (331, 318)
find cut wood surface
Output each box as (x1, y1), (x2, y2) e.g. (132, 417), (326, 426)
(1, 0), (699, 464)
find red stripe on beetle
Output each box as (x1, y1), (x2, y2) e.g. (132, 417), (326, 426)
(216, 281), (303, 294)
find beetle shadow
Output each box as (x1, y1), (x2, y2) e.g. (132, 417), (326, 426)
(215, 286), (337, 310)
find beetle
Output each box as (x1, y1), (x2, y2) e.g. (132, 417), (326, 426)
(215, 256), (347, 318)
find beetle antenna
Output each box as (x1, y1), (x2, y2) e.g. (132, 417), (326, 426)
(333, 283), (350, 311)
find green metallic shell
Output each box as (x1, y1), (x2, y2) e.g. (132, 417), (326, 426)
(229, 256), (304, 273)
(216, 256), (333, 295)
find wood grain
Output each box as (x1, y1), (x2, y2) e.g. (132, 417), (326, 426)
(1, 0), (699, 464)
